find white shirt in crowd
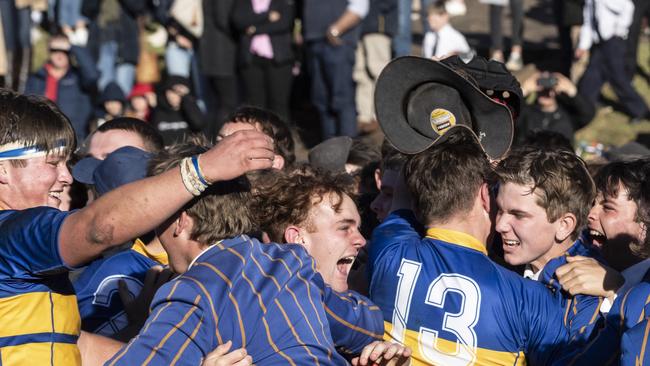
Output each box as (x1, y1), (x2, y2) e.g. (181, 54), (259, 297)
(578, 0), (635, 50)
(422, 23), (470, 60)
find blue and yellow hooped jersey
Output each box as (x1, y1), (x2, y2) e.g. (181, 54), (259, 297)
(0, 208), (81, 365)
(369, 211), (573, 366)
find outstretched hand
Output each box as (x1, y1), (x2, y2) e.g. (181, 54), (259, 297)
(351, 341), (412, 366)
(202, 341), (254, 366)
(199, 130), (276, 183)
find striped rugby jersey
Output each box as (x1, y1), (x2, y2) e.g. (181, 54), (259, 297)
(0, 207), (80, 365)
(369, 210), (578, 366)
(107, 235), (383, 365)
(571, 271), (650, 365)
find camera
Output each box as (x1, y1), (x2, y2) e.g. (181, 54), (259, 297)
(537, 75), (558, 90)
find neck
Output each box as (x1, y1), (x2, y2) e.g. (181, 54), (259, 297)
(428, 211), (489, 250)
(530, 238), (575, 273)
(145, 236), (166, 255)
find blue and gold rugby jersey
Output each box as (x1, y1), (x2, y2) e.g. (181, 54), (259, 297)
(620, 316), (650, 365)
(73, 239), (168, 336)
(107, 235), (383, 365)
(0, 207), (80, 365)
(536, 234), (604, 345)
(570, 271), (650, 365)
(369, 210), (574, 366)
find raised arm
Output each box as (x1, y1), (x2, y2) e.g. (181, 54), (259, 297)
(59, 130), (275, 267)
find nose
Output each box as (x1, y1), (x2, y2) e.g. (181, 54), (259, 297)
(587, 204), (600, 225)
(495, 212), (509, 234)
(59, 162), (73, 185)
(353, 229), (367, 249)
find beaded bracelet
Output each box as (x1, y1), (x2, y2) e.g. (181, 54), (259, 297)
(180, 156), (210, 196)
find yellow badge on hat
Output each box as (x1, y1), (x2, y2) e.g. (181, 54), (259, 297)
(430, 108), (456, 135)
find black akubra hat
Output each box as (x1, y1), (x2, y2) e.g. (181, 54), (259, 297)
(374, 56), (514, 160)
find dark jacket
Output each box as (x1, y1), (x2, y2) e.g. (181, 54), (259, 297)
(199, 0), (238, 77)
(361, 0), (397, 36)
(516, 92), (595, 144)
(82, 0), (147, 65)
(231, 0), (295, 65)
(151, 77), (205, 145)
(302, 0), (362, 45)
(25, 46), (99, 141)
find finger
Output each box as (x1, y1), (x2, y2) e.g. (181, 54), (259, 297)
(402, 346), (412, 358)
(382, 343), (400, 360)
(566, 255), (589, 263)
(351, 357), (360, 366)
(233, 355), (253, 366)
(246, 147), (276, 161)
(359, 341), (379, 365)
(216, 348), (248, 364)
(369, 342), (388, 361)
(204, 341), (232, 361)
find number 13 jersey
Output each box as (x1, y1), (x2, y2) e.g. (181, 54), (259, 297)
(369, 210), (574, 366)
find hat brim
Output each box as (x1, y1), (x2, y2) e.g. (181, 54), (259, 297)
(72, 156), (102, 185)
(375, 56), (514, 160)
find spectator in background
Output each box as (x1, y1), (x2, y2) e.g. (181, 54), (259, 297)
(422, 0), (470, 60)
(302, 0), (369, 139)
(125, 83), (156, 122)
(82, 0), (146, 95)
(576, 0), (650, 122)
(552, 0), (584, 77)
(488, 0), (525, 71)
(26, 34), (98, 141)
(353, 0), (397, 134)
(516, 71), (595, 145)
(0, 0), (43, 92)
(57, 0), (87, 36)
(231, 0), (296, 122)
(151, 75), (204, 145)
(199, 0), (239, 138)
(93, 81), (126, 130)
(625, 0), (650, 80)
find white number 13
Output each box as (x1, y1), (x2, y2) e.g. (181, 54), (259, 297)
(392, 259), (481, 365)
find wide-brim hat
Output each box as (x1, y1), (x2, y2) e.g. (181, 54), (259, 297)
(374, 56), (514, 160)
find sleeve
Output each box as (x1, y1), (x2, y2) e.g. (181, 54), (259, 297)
(422, 32), (433, 58)
(0, 207), (73, 277)
(319, 278), (384, 355)
(214, 0), (236, 32)
(347, 0), (369, 18)
(621, 318), (650, 366)
(252, 0), (296, 35)
(556, 93), (596, 130)
(369, 210), (422, 272)
(105, 279), (212, 366)
(180, 95), (206, 131)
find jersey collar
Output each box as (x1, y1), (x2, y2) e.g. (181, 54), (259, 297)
(425, 227), (487, 255)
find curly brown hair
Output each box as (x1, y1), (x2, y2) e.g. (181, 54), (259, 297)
(251, 165), (357, 243)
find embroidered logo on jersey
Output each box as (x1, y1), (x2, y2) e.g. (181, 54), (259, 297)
(430, 109), (456, 134)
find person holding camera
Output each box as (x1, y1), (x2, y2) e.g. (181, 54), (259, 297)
(515, 71), (595, 145)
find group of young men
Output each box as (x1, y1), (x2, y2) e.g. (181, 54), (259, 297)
(1, 53), (650, 366)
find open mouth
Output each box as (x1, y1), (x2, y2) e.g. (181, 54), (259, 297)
(589, 229), (606, 248)
(48, 191), (62, 201)
(336, 256), (356, 276)
(503, 239), (521, 247)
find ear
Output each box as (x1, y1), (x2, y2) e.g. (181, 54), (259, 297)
(272, 154), (285, 170)
(374, 168), (382, 191)
(0, 162), (8, 184)
(555, 212), (577, 243)
(175, 211), (195, 238)
(479, 183), (491, 214)
(284, 225), (303, 245)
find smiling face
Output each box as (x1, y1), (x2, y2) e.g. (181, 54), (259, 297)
(300, 193), (366, 292)
(496, 182), (565, 271)
(0, 154), (72, 210)
(589, 185), (645, 270)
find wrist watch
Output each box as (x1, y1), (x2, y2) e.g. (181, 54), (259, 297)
(328, 27), (340, 38)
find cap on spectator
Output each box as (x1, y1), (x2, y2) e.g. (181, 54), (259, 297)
(101, 82), (127, 104)
(374, 56), (514, 160)
(73, 146), (152, 196)
(308, 136), (353, 173)
(128, 83), (154, 100)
